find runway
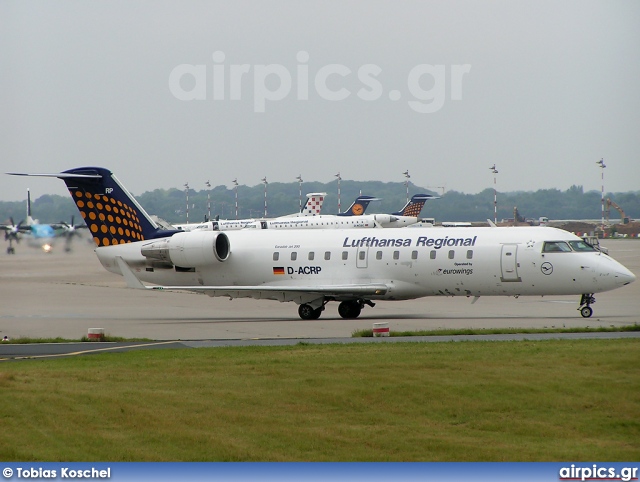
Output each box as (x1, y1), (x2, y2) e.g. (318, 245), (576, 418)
(1, 237), (639, 343)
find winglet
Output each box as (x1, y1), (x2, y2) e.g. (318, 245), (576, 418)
(115, 256), (147, 289)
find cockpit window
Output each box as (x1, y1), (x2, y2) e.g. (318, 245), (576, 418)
(568, 240), (597, 252)
(543, 241), (572, 253)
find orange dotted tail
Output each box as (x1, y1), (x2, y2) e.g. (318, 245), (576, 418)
(69, 188), (144, 247)
(403, 202), (426, 217)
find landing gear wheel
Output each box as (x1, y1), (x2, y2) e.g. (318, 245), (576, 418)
(580, 306), (593, 318)
(578, 293), (595, 318)
(338, 300), (362, 319)
(298, 304), (323, 320)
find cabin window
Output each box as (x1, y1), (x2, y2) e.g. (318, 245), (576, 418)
(359, 251), (366, 261)
(543, 241), (572, 253)
(342, 251), (348, 260)
(393, 251), (400, 260)
(466, 250), (473, 259)
(324, 251), (331, 260)
(273, 252), (279, 261)
(291, 252), (297, 261)
(411, 250), (418, 260)
(430, 250), (436, 259)
(448, 250), (455, 259)
(308, 252), (315, 260)
(376, 251), (383, 260)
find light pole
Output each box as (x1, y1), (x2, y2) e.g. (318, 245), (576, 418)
(296, 175), (303, 212)
(261, 177), (268, 218)
(489, 165), (498, 224)
(184, 182), (190, 223)
(596, 158), (606, 231)
(232, 178), (238, 219)
(205, 180), (211, 221)
(335, 172), (341, 213)
(403, 170), (411, 204)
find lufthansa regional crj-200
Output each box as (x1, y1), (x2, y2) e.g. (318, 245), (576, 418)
(8, 167), (636, 320)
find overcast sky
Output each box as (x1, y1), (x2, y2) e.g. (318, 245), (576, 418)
(1, 0), (638, 201)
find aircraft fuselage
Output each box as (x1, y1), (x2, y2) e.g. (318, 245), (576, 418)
(95, 226), (635, 304)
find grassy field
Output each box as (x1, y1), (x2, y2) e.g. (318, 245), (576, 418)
(352, 324), (640, 337)
(1, 339), (638, 461)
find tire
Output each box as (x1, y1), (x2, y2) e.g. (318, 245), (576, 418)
(338, 301), (362, 319)
(309, 307), (323, 320)
(298, 304), (316, 320)
(580, 306), (593, 318)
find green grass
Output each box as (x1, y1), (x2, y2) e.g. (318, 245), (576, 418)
(352, 324), (640, 337)
(0, 340), (639, 461)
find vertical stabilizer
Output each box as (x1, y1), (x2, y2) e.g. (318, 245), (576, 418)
(8, 167), (180, 247)
(338, 195), (379, 216)
(24, 189), (37, 226)
(392, 194), (437, 217)
(300, 192), (326, 216)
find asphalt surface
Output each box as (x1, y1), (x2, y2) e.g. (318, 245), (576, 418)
(1, 236), (639, 359)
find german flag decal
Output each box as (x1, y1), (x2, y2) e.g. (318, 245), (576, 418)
(273, 267), (285, 275)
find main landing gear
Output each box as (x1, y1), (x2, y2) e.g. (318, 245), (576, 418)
(297, 299), (375, 320)
(578, 293), (596, 318)
(298, 303), (324, 320)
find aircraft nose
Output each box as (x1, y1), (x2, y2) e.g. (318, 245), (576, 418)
(593, 255), (636, 290)
(616, 266), (636, 286)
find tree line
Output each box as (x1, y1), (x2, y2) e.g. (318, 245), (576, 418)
(1, 181), (638, 226)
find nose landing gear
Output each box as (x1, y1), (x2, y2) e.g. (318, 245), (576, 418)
(578, 293), (595, 318)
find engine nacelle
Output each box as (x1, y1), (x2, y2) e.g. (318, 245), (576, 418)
(141, 231), (230, 267)
(372, 214), (395, 224)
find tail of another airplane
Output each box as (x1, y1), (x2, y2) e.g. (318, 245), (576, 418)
(392, 194), (437, 217)
(300, 192), (326, 216)
(8, 167), (180, 247)
(338, 195), (379, 216)
(24, 189), (36, 226)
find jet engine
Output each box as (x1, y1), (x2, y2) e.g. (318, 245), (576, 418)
(372, 214), (398, 224)
(141, 231), (230, 267)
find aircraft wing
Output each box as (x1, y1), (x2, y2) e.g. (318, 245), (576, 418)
(115, 257), (387, 302)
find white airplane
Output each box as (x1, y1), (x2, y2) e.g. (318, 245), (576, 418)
(175, 193), (376, 231)
(174, 192), (329, 232)
(1, 189), (88, 254)
(1, 189), (57, 253)
(176, 194), (434, 232)
(8, 167), (636, 320)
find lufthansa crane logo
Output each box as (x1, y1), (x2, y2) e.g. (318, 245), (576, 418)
(352, 204), (364, 215)
(541, 262), (553, 275)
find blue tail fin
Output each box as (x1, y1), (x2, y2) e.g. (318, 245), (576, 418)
(338, 195), (379, 216)
(392, 194), (437, 217)
(9, 167), (179, 247)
